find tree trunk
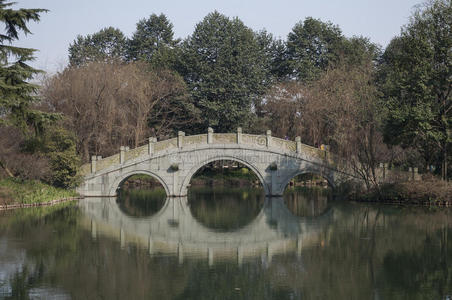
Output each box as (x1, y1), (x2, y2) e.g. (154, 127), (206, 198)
(0, 160), (14, 178)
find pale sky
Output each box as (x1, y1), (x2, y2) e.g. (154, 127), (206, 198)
(14, 0), (422, 73)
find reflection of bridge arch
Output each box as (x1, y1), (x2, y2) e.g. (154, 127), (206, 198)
(79, 196), (335, 265)
(179, 156), (269, 197)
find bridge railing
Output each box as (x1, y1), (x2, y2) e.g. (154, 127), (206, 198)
(80, 128), (335, 176)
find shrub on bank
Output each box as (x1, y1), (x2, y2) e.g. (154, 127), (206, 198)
(0, 178), (77, 206)
(354, 177), (451, 204)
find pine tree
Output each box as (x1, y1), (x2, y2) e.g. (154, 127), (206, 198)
(0, 0), (51, 131)
(128, 13), (180, 69)
(178, 12), (270, 132)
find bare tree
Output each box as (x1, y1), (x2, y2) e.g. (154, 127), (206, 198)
(302, 63), (386, 188)
(41, 61), (197, 161)
(262, 62), (394, 189)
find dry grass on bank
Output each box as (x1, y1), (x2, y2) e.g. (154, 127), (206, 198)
(358, 175), (451, 205)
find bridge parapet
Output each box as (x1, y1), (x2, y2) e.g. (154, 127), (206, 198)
(80, 130), (336, 177)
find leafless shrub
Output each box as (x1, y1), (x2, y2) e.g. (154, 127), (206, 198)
(0, 126), (51, 180)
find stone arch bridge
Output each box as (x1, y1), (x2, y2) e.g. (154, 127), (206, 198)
(77, 128), (353, 197)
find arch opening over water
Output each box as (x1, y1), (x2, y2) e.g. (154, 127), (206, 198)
(188, 159), (262, 190)
(115, 173), (167, 218)
(109, 170), (170, 197)
(180, 156), (269, 197)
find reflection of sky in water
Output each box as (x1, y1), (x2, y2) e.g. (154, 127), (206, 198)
(0, 237), (25, 296)
(0, 237), (71, 299)
(1, 188), (451, 299)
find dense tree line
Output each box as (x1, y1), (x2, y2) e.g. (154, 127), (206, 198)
(0, 0), (450, 189)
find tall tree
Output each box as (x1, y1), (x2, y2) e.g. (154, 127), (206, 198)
(286, 17), (345, 82)
(379, 0), (452, 180)
(68, 27), (127, 66)
(128, 13), (179, 68)
(42, 62), (197, 161)
(178, 11), (271, 132)
(0, 1), (51, 176)
(255, 30), (289, 82)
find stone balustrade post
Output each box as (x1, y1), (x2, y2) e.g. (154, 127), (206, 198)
(96, 156), (102, 161)
(125, 146), (130, 151)
(414, 167), (419, 181)
(295, 136), (301, 154)
(120, 146), (125, 164)
(91, 156), (97, 173)
(207, 127), (213, 144)
(237, 127), (242, 144)
(266, 130), (272, 148)
(148, 137), (157, 155)
(177, 131), (185, 148)
(408, 167), (413, 181)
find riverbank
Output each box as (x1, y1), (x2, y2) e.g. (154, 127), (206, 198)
(352, 178), (451, 206)
(0, 178), (78, 207)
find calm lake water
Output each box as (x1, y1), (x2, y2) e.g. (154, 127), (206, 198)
(0, 187), (451, 299)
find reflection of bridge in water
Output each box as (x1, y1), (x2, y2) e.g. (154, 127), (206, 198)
(79, 194), (336, 266)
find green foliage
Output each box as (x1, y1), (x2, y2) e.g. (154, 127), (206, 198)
(0, 1), (51, 130)
(128, 13), (179, 68)
(22, 126), (81, 188)
(286, 17), (344, 81)
(68, 27), (127, 66)
(379, 0), (452, 178)
(255, 30), (289, 81)
(0, 177), (77, 204)
(177, 11), (271, 132)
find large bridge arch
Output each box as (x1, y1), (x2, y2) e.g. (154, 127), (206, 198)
(108, 170), (171, 197)
(179, 155), (270, 197)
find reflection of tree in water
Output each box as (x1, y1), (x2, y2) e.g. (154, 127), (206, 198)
(175, 261), (298, 300)
(284, 186), (331, 217)
(380, 226), (452, 299)
(116, 188), (166, 218)
(188, 187), (264, 232)
(2, 194), (452, 299)
(1, 206), (190, 299)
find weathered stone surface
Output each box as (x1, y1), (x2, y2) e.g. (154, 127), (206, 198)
(77, 132), (354, 197)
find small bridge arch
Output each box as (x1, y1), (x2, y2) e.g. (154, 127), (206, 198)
(280, 169), (336, 193)
(108, 170), (171, 198)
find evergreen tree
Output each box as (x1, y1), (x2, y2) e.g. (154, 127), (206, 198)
(255, 30), (289, 82)
(0, 0), (53, 131)
(68, 27), (127, 66)
(178, 12), (270, 132)
(379, 0), (452, 180)
(286, 17), (345, 82)
(128, 13), (179, 68)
